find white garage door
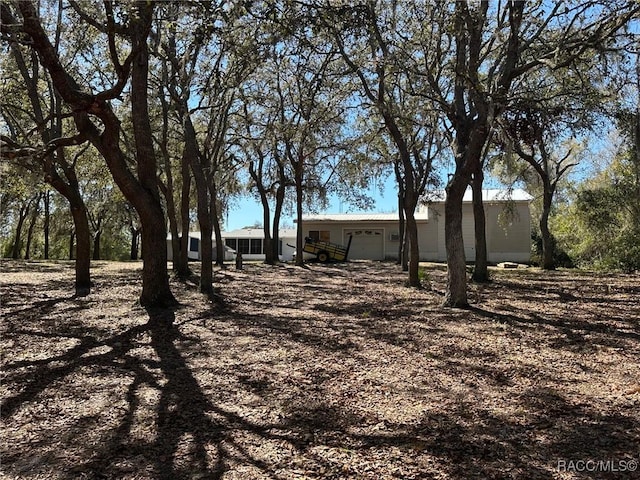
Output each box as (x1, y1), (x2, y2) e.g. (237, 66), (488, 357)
(344, 229), (384, 260)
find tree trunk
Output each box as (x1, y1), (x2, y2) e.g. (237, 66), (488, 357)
(294, 162), (305, 267)
(183, 110), (213, 291)
(24, 195), (40, 260)
(178, 149), (192, 277)
(130, 227), (140, 260)
(128, 4), (174, 308)
(138, 206), (174, 307)
(471, 170), (489, 282)
(258, 185), (274, 265)
(92, 230), (101, 261)
(44, 190), (50, 259)
(211, 187), (224, 268)
(194, 175), (213, 294)
(249, 158), (275, 265)
(405, 209), (420, 287)
(397, 193), (406, 269)
(11, 202), (29, 259)
(443, 176), (469, 308)
(71, 203), (91, 296)
(540, 184), (555, 270)
(69, 227), (75, 260)
(271, 164), (288, 262)
(161, 180), (182, 274)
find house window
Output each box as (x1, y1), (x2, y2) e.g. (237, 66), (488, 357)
(309, 230), (330, 242)
(237, 239), (250, 254)
(250, 238), (262, 254)
(189, 237), (199, 252)
(279, 240), (283, 255)
(225, 238), (237, 250)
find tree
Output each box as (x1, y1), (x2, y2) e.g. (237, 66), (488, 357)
(263, 16), (351, 267)
(323, 1), (443, 285)
(419, 1), (638, 307)
(1, 11), (93, 294)
(2, 1), (176, 308)
(557, 50), (640, 272)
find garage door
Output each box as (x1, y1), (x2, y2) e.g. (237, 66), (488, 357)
(344, 229), (384, 260)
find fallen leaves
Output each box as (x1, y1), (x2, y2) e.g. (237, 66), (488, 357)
(1, 260), (639, 479)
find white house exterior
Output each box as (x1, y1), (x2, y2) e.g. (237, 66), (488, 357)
(301, 189), (532, 263)
(167, 228), (297, 262)
(167, 189), (532, 264)
(222, 228), (297, 261)
(166, 232), (236, 262)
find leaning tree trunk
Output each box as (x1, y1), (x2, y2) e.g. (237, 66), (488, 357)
(24, 196), (41, 260)
(471, 169), (489, 282)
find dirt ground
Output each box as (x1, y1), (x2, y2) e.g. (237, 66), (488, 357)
(1, 259), (639, 480)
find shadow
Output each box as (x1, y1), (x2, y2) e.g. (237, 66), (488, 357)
(469, 305), (640, 348)
(3, 262), (639, 479)
(144, 309), (226, 479)
(2, 293), (79, 317)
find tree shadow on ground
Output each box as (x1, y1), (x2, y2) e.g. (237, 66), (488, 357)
(3, 262), (639, 479)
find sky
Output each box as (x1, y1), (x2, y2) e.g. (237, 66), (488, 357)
(223, 173), (400, 231)
(222, 163), (529, 232)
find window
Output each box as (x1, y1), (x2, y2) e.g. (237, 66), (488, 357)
(250, 238), (262, 254)
(189, 237), (199, 252)
(279, 240), (283, 255)
(237, 239), (250, 254)
(309, 230), (330, 242)
(225, 238), (237, 250)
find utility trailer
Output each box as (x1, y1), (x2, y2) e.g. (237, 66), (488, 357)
(302, 235), (352, 263)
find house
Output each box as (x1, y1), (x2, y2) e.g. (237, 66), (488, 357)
(300, 189), (533, 263)
(166, 228), (297, 262)
(222, 228), (297, 261)
(166, 232), (236, 262)
(167, 189), (532, 264)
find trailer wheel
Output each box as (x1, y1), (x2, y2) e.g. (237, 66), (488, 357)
(317, 251), (329, 263)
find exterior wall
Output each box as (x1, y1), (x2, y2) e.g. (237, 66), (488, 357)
(485, 202), (531, 263)
(166, 236), (200, 261)
(166, 236), (232, 262)
(427, 202), (531, 263)
(303, 201), (531, 263)
(303, 220), (435, 261)
(168, 200), (531, 264)
(222, 235), (296, 262)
